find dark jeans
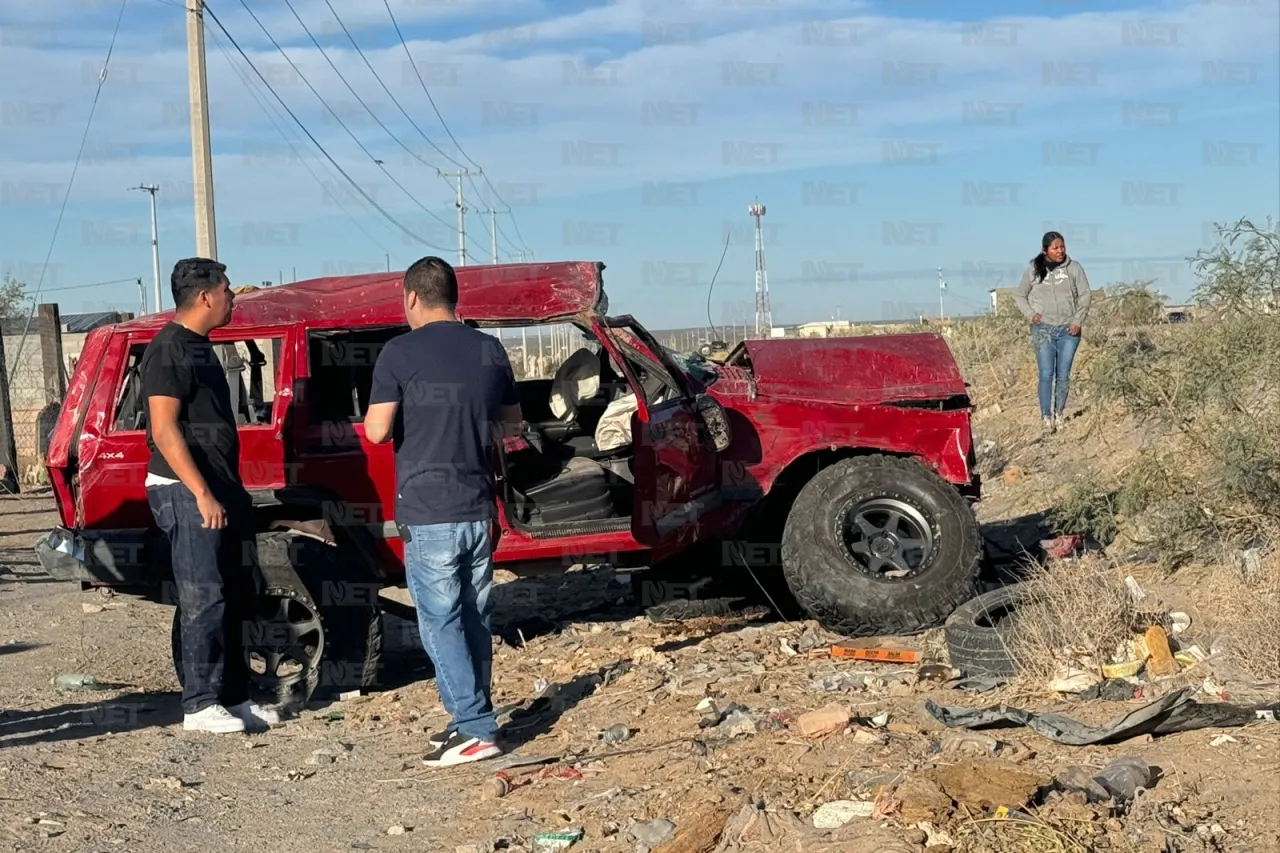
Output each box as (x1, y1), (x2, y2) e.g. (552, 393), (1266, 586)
(1031, 322), (1082, 418)
(148, 480), (258, 715)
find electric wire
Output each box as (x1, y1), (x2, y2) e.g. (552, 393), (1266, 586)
(203, 2), (452, 252)
(380, 0), (533, 255)
(232, 0), (458, 238)
(8, 0), (130, 384)
(704, 230), (733, 341)
(206, 26), (396, 259)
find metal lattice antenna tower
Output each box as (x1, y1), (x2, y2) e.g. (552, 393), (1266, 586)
(749, 202), (771, 337)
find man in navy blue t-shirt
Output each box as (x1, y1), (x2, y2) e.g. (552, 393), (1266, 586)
(364, 256), (522, 767)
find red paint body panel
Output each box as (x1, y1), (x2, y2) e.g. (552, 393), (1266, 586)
(107, 261), (604, 334)
(40, 260), (979, 590)
(738, 335), (969, 406)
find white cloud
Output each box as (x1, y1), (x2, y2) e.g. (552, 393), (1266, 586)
(0, 0), (1275, 244)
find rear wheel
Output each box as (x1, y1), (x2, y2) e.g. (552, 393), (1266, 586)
(780, 455), (980, 637)
(171, 530), (383, 707)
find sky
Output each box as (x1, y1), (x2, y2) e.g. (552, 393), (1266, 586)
(0, 0), (1277, 329)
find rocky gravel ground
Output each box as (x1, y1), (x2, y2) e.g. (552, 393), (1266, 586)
(3, 491), (1279, 853)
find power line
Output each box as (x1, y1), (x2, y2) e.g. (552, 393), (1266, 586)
(202, 3), (451, 252)
(278, 0), (460, 209)
(380, 0), (533, 256)
(8, 0), (129, 385)
(36, 277), (141, 295)
(232, 0), (459, 239)
(467, 173), (520, 256)
(207, 26), (395, 259)
(319, 0), (467, 174)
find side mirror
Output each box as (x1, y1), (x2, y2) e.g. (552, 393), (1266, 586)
(695, 394), (732, 452)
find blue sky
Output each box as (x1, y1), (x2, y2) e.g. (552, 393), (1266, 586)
(1, 0), (1276, 328)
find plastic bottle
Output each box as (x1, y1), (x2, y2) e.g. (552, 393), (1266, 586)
(599, 723), (632, 743)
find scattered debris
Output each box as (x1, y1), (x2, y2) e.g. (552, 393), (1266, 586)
(1144, 626), (1180, 678)
(927, 687), (1279, 745)
(885, 776), (952, 824)
(941, 731), (999, 757)
(831, 639), (920, 664)
(1040, 535), (1083, 560)
(599, 724), (632, 744)
(630, 818), (677, 847)
(1169, 611), (1192, 634)
(811, 800), (874, 828)
(1049, 662), (1103, 694)
(339, 690), (362, 701)
(1123, 576), (1147, 602)
(52, 673), (119, 692)
(1210, 734), (1238, 747)
(532, 828), (584, 852)
(927, 760), (1047, 813)
(1002, 465), (1025, 486)
(795, 704), (850, 738)
(386, 825), (411, 836)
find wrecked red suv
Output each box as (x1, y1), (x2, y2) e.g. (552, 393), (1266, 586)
(36, 261), (981, 702)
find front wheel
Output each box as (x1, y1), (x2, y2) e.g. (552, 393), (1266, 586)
(780, 455), (980, 637)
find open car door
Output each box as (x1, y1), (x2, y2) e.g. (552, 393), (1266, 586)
(600, 318), (729, 551)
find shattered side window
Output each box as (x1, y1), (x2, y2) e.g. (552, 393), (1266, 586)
(663, 347), (719, 387)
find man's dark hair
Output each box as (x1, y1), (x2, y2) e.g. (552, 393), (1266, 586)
(403, 256), (458, 309)
(171, 257), (227, 309)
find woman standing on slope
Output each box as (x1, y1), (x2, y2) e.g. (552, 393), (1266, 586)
(1012, 231), (1092, 433)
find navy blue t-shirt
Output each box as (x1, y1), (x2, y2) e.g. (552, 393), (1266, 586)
(368, 321), (519, 526)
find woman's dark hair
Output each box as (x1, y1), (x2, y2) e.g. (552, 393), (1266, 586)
(1031, 230), (1065, 282)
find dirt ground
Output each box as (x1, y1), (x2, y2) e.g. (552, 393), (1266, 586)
(2, 398), (1279, 853)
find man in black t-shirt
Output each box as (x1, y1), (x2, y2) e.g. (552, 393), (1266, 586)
(140, 257), (277, 734)
(364, 256), (523, 767)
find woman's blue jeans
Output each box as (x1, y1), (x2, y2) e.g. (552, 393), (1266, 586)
(1032, 323), (1081, 418)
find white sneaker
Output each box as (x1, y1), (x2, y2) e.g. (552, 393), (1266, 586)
(226, 701), (280, 729)
(183, 704), (247, 733)
(1043, 416), (1056, 434)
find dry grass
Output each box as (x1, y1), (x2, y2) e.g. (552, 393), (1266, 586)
(1193, 553), (1280, 687)
(1004, 558), (1141, 694)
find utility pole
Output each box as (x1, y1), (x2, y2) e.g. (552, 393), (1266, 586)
(483, 208), (507, 264)
(938, 266), (947, 321)
(131, 183), (161, 312)
(135, 277), (146, 316)
(186, 0), (217, 259)
(438, 169), (479, 266)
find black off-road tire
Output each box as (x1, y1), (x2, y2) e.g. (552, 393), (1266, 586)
(172, 530), (383, 706)
(780, 455), (981, 637)
(943, 582), (1033, 678)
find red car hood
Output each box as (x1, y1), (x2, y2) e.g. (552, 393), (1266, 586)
(736, 334), (969, 406)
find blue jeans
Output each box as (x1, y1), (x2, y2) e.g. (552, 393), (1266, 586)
(401, 520), (498, 743)
(148, 480), (258, 715)
(1032, 323), (1081, 418)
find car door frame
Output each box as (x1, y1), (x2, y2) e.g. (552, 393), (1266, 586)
(593, 316), (724, 550)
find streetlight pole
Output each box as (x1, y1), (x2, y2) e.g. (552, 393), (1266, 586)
(131, 184), (161, 312)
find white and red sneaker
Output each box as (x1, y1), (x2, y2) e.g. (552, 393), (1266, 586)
(421, 731), (502, 767)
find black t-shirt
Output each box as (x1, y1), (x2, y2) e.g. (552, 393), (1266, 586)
(139, 321), (241, 487)
(368, 321), (519, 526)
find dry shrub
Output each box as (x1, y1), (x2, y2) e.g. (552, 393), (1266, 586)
(1196, 554), (1280, 686)
(948, 312), (1035, 406)
(1005, 558), (1139, 692)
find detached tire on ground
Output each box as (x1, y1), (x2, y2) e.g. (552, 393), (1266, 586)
(943, 582), (1033, 678)
(172, 530), (383, 706)
(780, 455), (981, 637)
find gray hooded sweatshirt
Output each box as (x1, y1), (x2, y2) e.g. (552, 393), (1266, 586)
(1012, 256), (1092, 327)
